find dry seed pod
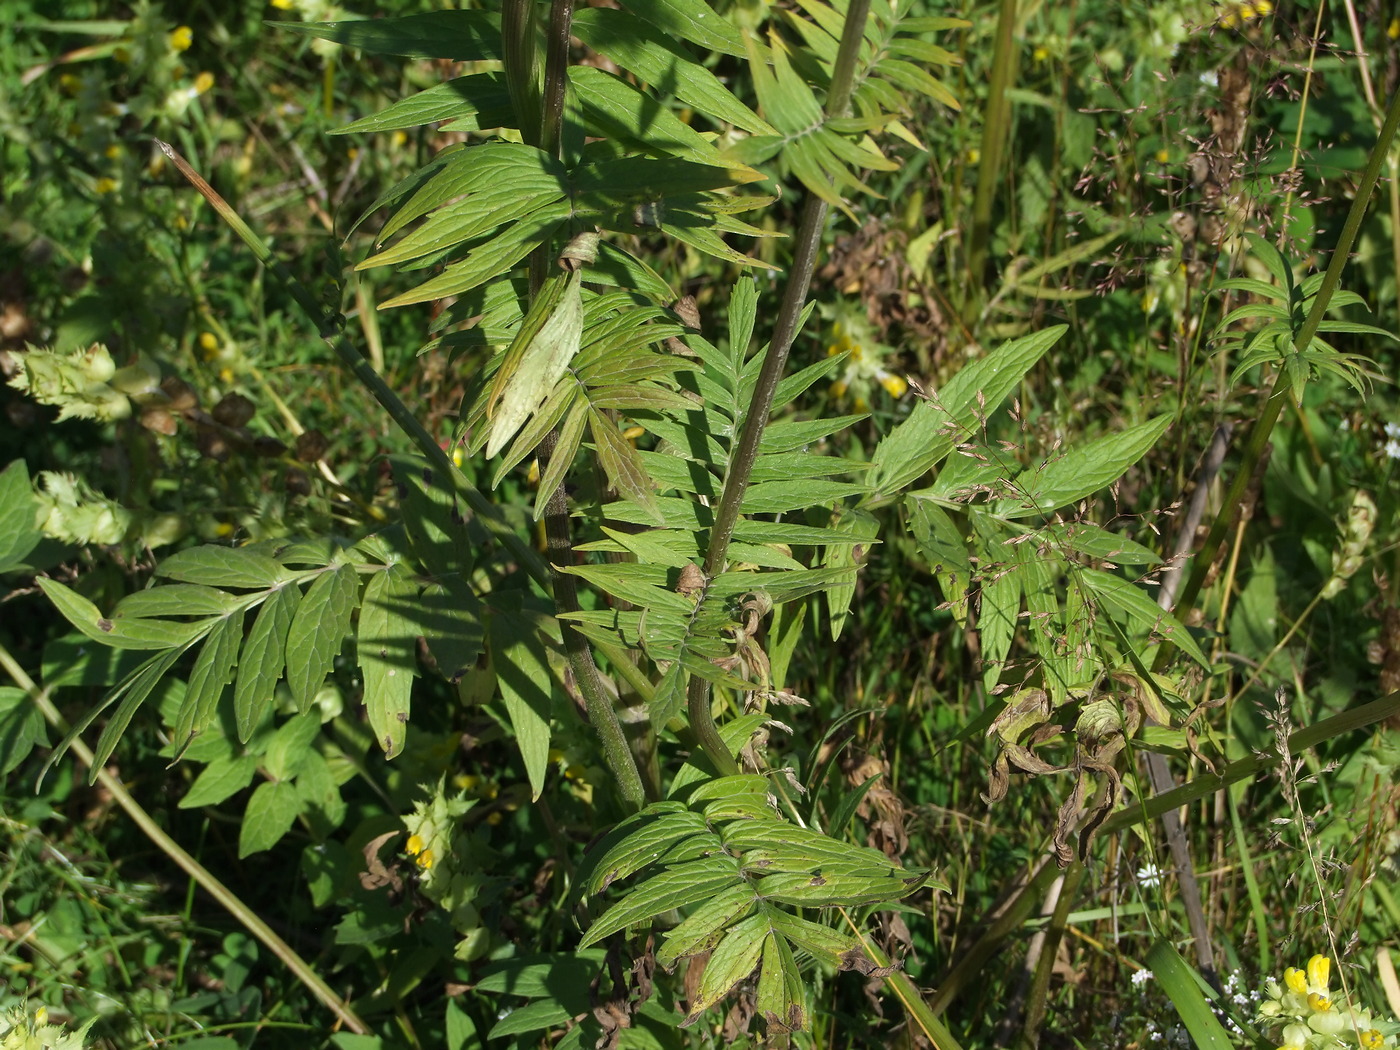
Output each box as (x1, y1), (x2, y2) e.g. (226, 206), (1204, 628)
(212, 392), (255, 427)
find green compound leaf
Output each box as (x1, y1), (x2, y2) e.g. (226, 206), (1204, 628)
(870, 325), (1066, 499)
(1005, 415), (1172, 518)
(0, 687), (47, 776)
(488, 603), (554, 802)
(114, 584), (240, 619)
(286, 564), (359, 714)
(359, 562), (421, 758)
(577, 777), (935, 1030)
(1079, 568), (1210, 669)
(90, 646), (186, 777)
(179, 752), (260, 809)
(157, 545), (290, 589)
(756, 931), (807, 1032)
(0, 459), (43, 574)
(172, 608), (245, 754)
(238, 779), (303, 858)
(37, 577), (212, 651)
(271, 11), (502, 61)
(334, 73), (513, 136)
(233, 583), (301, 742)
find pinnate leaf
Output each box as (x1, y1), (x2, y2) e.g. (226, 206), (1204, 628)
(234, 583), (300, 742)
(287, 565), (359, 713)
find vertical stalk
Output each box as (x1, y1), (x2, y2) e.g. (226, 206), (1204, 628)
(689, 0), (871, 774)
(963, 0), (1019, 305)
(520, 0), (649, 808)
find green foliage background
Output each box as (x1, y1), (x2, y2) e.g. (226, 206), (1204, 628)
(3, 0), (1400, 1047)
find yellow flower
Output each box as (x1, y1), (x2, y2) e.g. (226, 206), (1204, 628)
(168, 25), (193, 52)
(1032, 45), (1049, 61)
(1361, 1030), (1384, 1049)
(416, 848), (434, 869)
(193, 71), (215, 95)
(199, 331), (219, 353)
(1389, 17), (1400, 39)
(270, 0), (296, 8)
(1306, 993), (1331, 1012)
(406, 833), (425, 855)
(1284, 967), (1308, 996)
(1155, 148), (1170, 164)
(1306, 955), (1329, 991)
(391, 130), (409, 149)
(878, 372), (908, 398)
(94, 177), (118, 195)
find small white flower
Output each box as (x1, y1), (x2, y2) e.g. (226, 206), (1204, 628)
(1136, 862), (1163, 888)
(1133, 968), (1154, 986)
(1384, 438), (1400, 460)
(1384, 421), (1400, 438)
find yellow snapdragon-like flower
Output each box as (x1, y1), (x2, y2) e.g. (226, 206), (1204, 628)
(1258, 955), (1400, 1050)
(168, 25), (193, 52)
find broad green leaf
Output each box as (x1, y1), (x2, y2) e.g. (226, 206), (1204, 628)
(0, 686), (47, 776)
(90, 647), (185, 776)
(572, 10), (772, 134)
(1041, 521), (1162, 566)
(489, 604), (555, 802)
(1007, 415), (1172, 518)
(580, 856), (741, 946)
(822, 508), (879, 640)
(1079, 568), (1210, 668)
(335, 73), (512, 135)
(757, 928), (806, 1031)
(909, 501), (971, 624)
(157, 546), (289, 589)
(978, 557), (1020, 691)
(684, 916), (769, 1021)
(378, 201), (571, 309)
(869, 326), (1066, 497)
(756, 869), (928, 906)
(359, 563), (421, 758)
(475, 951), (607, 999)
(172, 609), (244, 752)
(37, 577), (209, 650)
(286, 564), (359, 713)
(587, 809), (714, 893)
(740, 480), (866, 514)
(765, 910), (857, 964)
(419, 576), (485, 683)
(615, 0), (747, 56)
(233, 583), (300, 742)
(485, 269), (584, 459)
(238, 779), (302, 857)
(488, 1001), (575, 1040)
(0, 459), (43, 573)
(391, 457), (480, 578)
(657, 882), (760, 967)
(568, 66), (732, 166)
(271, 11), (502, 60)
(589, 409), (661, 522)
(179, 752), (260, 809)
(115, 584), (239, 619)
(264, 712), (322, 781)
(533, 400), (590, 519)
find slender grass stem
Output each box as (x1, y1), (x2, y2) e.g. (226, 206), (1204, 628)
(0, 642), (370, 1036)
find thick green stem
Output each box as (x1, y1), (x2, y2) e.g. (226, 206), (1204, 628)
(1157, 83), (1400, 657)
(689, 0), (871, 774)
(0, 642), (370, 1036)
(964, 0), (1018, 304)
(155, 141), (551, 590)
